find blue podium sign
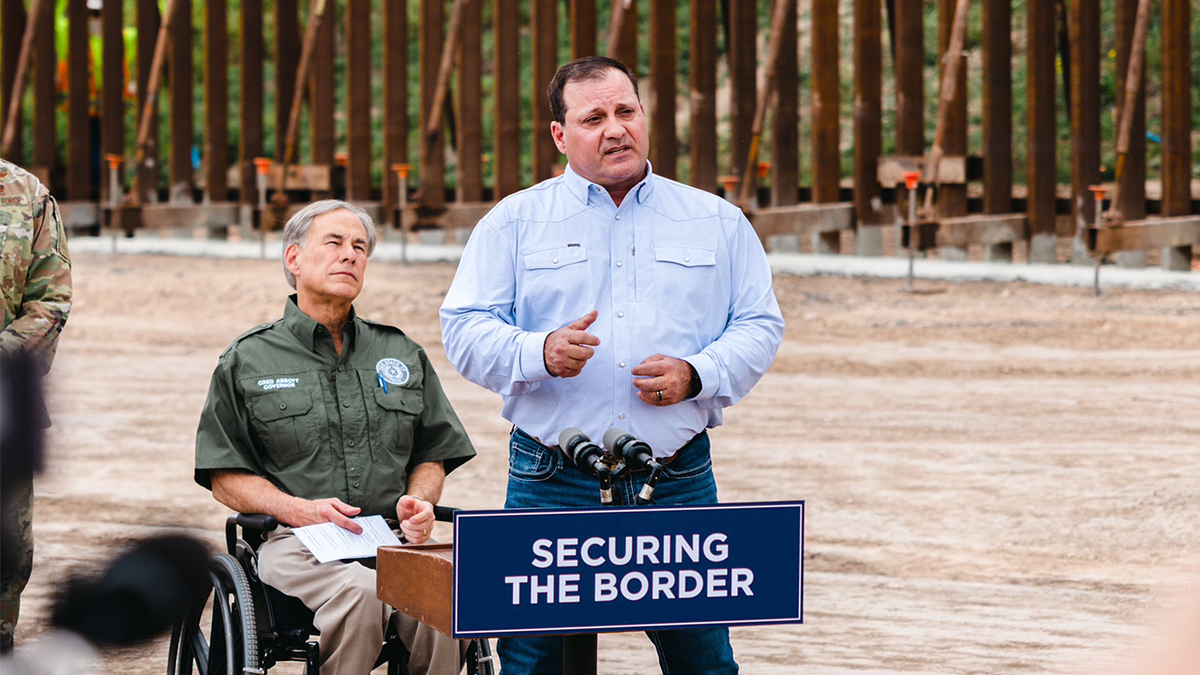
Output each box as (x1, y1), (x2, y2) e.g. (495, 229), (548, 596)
(452, 501), (803, 638)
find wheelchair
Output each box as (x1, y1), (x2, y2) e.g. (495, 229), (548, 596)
(167, 506), (494, 675)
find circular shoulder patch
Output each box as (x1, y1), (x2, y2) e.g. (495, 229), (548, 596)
(376, 358), (410, 386)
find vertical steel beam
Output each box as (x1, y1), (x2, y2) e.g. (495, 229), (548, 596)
(239, 0), (264, 205)
(66, 0), (90, 200)
(1067, 0), (1099, 259)
(893, 0), (923, 156)
(137, 0), (160, 201)
(100, 0), (123, 164)
(531, 0), (557, 182)
(0, 0), (25, 162)
(1027, 0), (1057, 262)
(311, 0), (335, 196)
(612, 0), (638, 68)
(204, 0), (228, 201)
(728, 0), (756, 184)
(458, 0), (483, 202)
(382, 0), (407, 207)
(346, 0), (371, 201)
(689, 0), (717, 193)
(493, 0), (521, 198)
(935, 0), (966, 221)
(648, 0), (676, 180)
(1160, 0), (1191, 268)
(811, 0), (839, 204)
(853, 0), (881, 222)
(771, 0), (799, 207)
(981, 0), (1011, 215)
(168, 0), (193, 203)
(1114, 0), (1145, 222)
(419, 0), (444, 205)
(571, 0), (597, 58)
(275, 0), (299, 163)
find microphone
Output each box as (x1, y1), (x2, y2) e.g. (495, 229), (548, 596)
(602, 428), (664, 503)
(559, 427), (614, 504)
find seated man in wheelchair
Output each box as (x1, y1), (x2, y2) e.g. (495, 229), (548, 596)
(194, 200), (476, 675)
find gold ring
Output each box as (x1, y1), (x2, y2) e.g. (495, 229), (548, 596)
(422, 528), (428, 536)
(656, 390), (663, 402)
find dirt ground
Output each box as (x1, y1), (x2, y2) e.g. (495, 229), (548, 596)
(11, 252), (1200, 674)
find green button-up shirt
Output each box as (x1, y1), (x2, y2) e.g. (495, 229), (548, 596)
(195, 296), (475, 518)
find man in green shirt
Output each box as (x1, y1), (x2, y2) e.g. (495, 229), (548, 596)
(195, 200), (475, 675)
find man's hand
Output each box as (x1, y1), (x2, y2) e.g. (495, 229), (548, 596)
(397, 495), (435, 545)
(291, 497), (363, 534)
(632, 354), (693, 406)
(544, 310), (600, 378)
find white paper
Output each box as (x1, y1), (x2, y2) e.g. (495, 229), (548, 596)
(292, 515), (402, 563)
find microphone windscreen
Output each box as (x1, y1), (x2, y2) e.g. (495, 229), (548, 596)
(602, 427), (629, 454)
(559, 427), (586, 450)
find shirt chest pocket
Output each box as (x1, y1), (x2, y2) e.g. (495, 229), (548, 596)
(521, 245), (590, 321)
(248, 389), (321, 466)
(653, 246), (717, 321)
(371, 387), (425, 458)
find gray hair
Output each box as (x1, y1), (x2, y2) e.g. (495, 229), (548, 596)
(281, 199), (377, 289)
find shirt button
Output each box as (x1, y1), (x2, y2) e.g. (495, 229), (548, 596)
(337, 366), (344, 372)
(353, 481), (361, 488)
(615, 261), (623, 267)
(619, 361), (626, 368)
(615, 215), (621, 221)
(618, 413), (626, 420)
(617, 311), (624, 318)
(342, 401), (350, 408)
(348, 441), (355, 447)
(552, 257), (559, 264)
(684, 256), (691, 263)
(279, 403), (287, 410)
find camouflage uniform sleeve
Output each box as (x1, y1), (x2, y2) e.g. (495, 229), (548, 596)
(0, 190), (72, 370)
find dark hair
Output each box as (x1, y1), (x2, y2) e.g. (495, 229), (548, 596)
(547, 56), (640, 125)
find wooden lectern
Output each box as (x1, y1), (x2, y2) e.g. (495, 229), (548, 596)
(376, 544), (455, 637)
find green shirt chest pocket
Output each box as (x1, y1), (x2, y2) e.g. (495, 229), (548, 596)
(248, 389), (322, 466)
(370, 387), (425, 458)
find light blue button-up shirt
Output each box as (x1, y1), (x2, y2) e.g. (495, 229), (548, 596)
(440, 163), (784, 458)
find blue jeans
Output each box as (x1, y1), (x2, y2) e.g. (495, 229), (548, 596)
(498, 428), (739, 675)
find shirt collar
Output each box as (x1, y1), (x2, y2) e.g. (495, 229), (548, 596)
(563, 161), (656, 207)
(283, 294), (358, 353)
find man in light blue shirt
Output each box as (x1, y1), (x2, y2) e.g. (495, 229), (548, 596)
(440, 56), (784, 675)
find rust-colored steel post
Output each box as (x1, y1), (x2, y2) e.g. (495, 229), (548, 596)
(1160, 0), (1191, 269)
(772, 0), (799, 207)
(458, 0), (483, 202)
(275, 0), (299, 160)
(100, 0), (123, 167)
(0, 0), (27, 161)
(531, 0), (558, 182)
(981, 0), (1011, 215)
(689, 0), (718, 193)
(649, 0), (677, 180)
(239, 0), (264, 206)
(728, 0), (757, 189)
(853, 0), (882, 225)
(571, 0), (597, 59)
(737, 0), (795, 209)
(134, 0), (159, 201)
(276, 0), (330, 201)
(167, 0), (193, 203)
(931, 0), (968, 225)
(1026, 0), (1057, 262)
(493, 0), (521, 198)
(418, 0), (445, 207)
(204, 0), (228, 202)
(1110, 0), (1148, 227)
(606, 0), (637, 67)
(381, 0), (406, 206)
(311, 0), (335, 197)
(811, 0), (840, 204)
(894, 0), (923, 156)
(346, 0), (371, 201)
(66, 0), (91, 200)
(1068, 0), (1100, 261)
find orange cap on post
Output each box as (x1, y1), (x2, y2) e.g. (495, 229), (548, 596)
(1088, 185), (1108, 201)
(335, 154), (349, 167)
(718, 175), (740, 194)
(391, 163), (412, 179)
(253, 157), (273, 175)
(104, 153), (124, 169)
(756, 162), (771, 179)
(902, 171), (921, 191)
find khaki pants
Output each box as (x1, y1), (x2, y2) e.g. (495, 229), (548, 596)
(258, 527), (462, 675)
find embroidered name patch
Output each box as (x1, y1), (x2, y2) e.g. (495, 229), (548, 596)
(258, 377), (299, 391)
(376, 358), (410, 386)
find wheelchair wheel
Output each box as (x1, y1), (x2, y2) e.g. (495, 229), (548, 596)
(168, 553), (259, 675)
(465, 638), (496, 675)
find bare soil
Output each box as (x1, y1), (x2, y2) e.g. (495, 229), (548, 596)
(14, 252), (1200, 674)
